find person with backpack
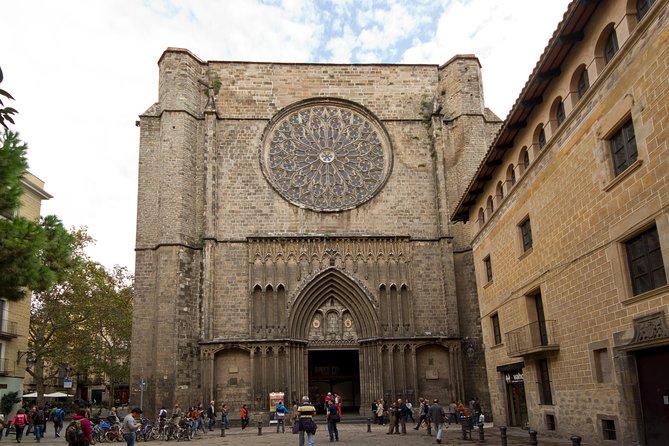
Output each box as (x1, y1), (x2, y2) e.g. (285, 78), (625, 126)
(122, 408), (142, 446)
(31, 407), (46, 443)
(51, 406), (65, 437)
(8, 409), (29, 443)
(275, 401), (288, 433)
(67, 409), (91, 446)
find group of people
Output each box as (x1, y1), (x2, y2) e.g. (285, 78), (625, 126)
(1, 405), (66, 443)
(159, 400), (230, 434)
(372, 396), (484, 444)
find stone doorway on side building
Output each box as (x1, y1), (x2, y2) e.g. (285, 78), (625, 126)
(636, 344), (669, 446)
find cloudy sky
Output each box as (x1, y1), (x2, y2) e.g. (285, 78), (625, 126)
(1, 0), (570, 272)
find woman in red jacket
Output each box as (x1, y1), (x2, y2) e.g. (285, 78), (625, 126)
(8, 409), (29, 443)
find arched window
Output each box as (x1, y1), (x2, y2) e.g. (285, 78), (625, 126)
(496, 181), (504, 203)
(556, 100), (566, 127)
(507, 164), (516, 187)
(486, 196), (494, 216)
(523, 149), (530, 171)
(604, 28), (619, 64)
(637, 0), (656, 20)
(538, 126), (547, 150)
(518, 147), (530, 175)
(577, 67), (590, 99)
(478, 207), (485, 228)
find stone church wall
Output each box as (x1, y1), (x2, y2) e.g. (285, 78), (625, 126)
(132, 48), (498, 415)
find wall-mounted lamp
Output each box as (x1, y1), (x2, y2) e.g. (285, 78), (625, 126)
(16, 349), (35, 365)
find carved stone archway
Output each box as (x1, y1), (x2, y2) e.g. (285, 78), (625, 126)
(287, 267), (380, 411)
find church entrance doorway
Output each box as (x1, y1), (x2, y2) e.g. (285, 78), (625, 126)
(308, 349), (360, 414)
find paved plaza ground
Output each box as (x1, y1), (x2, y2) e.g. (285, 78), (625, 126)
(7, 420), (584, 446)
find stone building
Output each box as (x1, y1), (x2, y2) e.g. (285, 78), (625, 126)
(452, 0), (668, 444)
(131, 48), (501, 415)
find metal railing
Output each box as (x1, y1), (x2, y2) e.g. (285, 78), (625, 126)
(505, 320), (559, 357)
(0, 319), (18, 337)
(0, 357), (12, 375)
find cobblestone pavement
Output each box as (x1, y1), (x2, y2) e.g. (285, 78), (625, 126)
(14, 420), (583, 446)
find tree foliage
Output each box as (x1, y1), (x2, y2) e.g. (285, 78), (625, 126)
(0, 126), (76, 301)
(28, 228), (133, 406)
(0, 130), (28, 215)
(0, 66), (18, 129)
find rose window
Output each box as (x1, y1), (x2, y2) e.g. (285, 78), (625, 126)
(261, 101), (392, 211)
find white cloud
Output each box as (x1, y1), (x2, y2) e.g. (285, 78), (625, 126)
(401, 0), (571, 118)
(0, 0), (572, 271)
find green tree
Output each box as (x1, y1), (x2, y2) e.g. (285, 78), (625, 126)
(0, 130), (28, 215)
(0, 75), (76, 301)
(0, 66), (18, 129)
(28, 229), (133, 407)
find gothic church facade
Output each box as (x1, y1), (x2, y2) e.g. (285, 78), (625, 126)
(131, 49), (499, 416)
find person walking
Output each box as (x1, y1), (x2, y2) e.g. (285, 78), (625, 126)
(8, 409), (29, 443)
(385, 401), (399, 435)
(51, 406), (65, 438)
(414, 398), (428, 430)
(398, 399), (409, 435)
(275, 401), (288, 433)
(240, 405), (249, 430)
(207, 401), (216, 431)
(429, 399), (446, 444)
(122, 408), (142, 446)
(325, 399), (340, 442)
(31, 407), (46, 443)
(220, 404), (229, 429)
(70, 409), (92, 446)
(296, 396), (317, 446)
(448, 400), (458, 425)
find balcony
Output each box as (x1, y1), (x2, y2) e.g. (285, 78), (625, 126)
(0, 357), (13, 375)
(505, 320), (559, 357)
(0, 319), (18, 338)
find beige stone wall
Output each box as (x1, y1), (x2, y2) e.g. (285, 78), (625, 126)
(467, 1), (669, 443)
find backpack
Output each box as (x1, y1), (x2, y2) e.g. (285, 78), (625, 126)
(65, 420), (84, 445)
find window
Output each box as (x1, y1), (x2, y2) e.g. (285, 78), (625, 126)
(538, 358), (553, 405)
(496, 181), (504, 201)
(637, 0), (656, 20)
(546, 414), (556, 431)
(520, 218), (533, 252)
(556, 101), (565, 127)
(491, 313), (501, 345)
(538, 127), (546, 149)
(519, 147), (530, 172)
(610, 118), (637, 176)
(594, 348), (612, 383)
(507, 164), (516, 186)
(626, 226), (667, 295)
(486, 196), (494, 216)
(484, 256), (493, 283)
(602, 419), (617, 440)
(604, 29), (619, 64)
(478, 207), (485, 228)
(577, 67), (590, 98)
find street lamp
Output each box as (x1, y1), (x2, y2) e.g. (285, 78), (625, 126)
(16, 349), (35, 365)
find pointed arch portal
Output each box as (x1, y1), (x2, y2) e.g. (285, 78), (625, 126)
(289, 268), (378, 412)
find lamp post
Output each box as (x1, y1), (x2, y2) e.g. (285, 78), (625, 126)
(138, 378), (147, 411)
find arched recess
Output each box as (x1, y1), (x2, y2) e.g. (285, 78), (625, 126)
(289, 267), (379, 340)
(252, 285), (263, 332)
(213, 347), (252, 410)
(415, 343), (454, 403)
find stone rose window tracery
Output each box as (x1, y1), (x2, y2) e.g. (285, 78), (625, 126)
(261, 100), (392, 211)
